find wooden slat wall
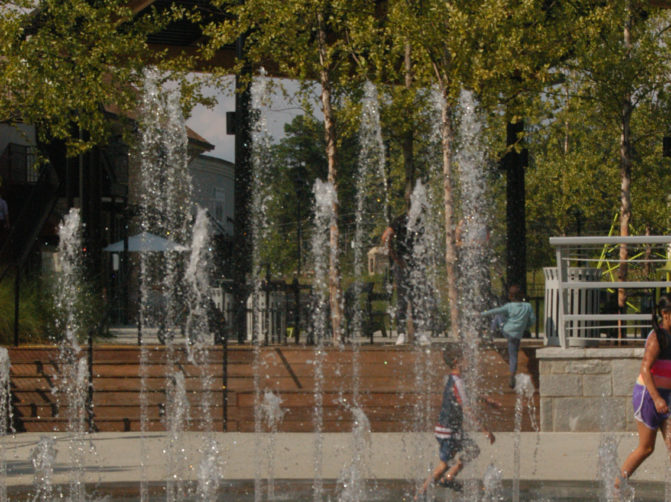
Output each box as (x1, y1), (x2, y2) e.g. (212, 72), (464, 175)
(6, 343), (540, 433)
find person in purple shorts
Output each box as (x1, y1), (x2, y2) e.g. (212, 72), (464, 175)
(415, 347), (500, 500)
(617, 293), (671, 492)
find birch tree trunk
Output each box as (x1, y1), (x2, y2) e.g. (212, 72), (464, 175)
(403, 41), (415, 209)
(618, 5), (633, 321)
(618, 99), (633, 311)
(401, 41), (415, 341)
(440, 86), (459, 339)
(318, 16), (342, 343)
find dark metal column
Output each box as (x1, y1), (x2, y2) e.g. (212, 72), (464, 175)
(78, 140), (103, 289)
(221, 325), (228, 431)
(13, 266), (20, 347)
(82, 148), (103, 278)
(501, 121), (528, 294)
(87, 327), (95, 432)
(232, 35), (253, 344)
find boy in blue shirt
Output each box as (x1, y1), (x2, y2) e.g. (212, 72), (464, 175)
(415, 347), (499, 500)
(481, 284), (536, 388)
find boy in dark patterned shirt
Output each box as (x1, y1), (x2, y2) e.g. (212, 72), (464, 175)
(415, 347), (500, 500)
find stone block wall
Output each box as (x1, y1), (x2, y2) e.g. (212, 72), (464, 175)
(537, 347), (643, 432)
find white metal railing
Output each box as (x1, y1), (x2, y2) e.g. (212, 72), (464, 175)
(548, 235), (671, 348)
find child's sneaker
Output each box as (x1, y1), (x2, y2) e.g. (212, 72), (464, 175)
(437, 478), (463, 492)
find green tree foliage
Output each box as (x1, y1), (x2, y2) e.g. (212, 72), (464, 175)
(378, 0), (560, 336)
(0, 0), (202, 156)
(525, 2), (671, 272)
(206, 0), (377, 339)
(206, 0), (375, 83)
(259, 112), (360, 279)
(525, 83), (620, 267)
(260, 114), (326, 278)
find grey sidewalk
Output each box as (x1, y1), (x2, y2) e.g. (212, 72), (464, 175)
(0, 431), (665, 487)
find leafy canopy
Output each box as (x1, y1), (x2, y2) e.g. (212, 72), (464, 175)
(0, 0), (204, 156)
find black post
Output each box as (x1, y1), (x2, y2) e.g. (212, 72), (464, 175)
(137, 272), (143, 346)
(264, 266), (270, 345)
(80, 142), (102, 280)
(66, 154), (74, 208)
(221, 315), (228, 432)
(369, 293), (375, 345)
(293, 162), (306, 279)
(293, 277), (300, 345)
(87, 327), (95, 432)
(297, 195), (302, 277)
(123, 207), (130, 325)
(108, 198), (117, 324)
(501, 121), (528, 293)
(87, 149), (103, 278)
(13, 266), (20, 347)
(232, 35), (253, 344)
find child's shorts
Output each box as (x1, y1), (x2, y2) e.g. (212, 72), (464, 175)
(437, 434), (480, 463)
(632, 383), (671, 430)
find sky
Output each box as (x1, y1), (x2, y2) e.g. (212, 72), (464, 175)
(185, 76), (315, 162)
